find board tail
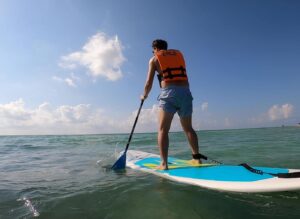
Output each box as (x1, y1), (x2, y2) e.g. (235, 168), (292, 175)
(240, 163), (300, 178)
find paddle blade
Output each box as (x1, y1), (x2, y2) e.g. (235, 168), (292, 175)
(111, 153), (126, 170)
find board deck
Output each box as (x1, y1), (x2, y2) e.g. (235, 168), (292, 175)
(125, 150), (300, 193)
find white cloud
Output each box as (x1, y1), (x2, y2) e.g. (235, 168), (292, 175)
(65, 78), (76, 87)
(0, 100), (187, 135)
(268, 103), (294, 121)
(201, 102), (208, 111)
(60, 32), (125, 81)
(249, 103), (295, 127)
(0, 99), (31, 122)
(0, 100), (154, 135)
(52, 76), (64, 82)
(8, 99), (291, 135)
(52, 73), (80, 87)
(132, 104), (159, 132)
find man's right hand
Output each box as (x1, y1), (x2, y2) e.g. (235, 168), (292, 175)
(140, 94), (147, 100)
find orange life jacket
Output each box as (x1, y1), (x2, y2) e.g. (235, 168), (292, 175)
(155, 49), (188, 83)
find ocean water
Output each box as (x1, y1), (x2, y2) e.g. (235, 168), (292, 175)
(0, 127), (300, 219)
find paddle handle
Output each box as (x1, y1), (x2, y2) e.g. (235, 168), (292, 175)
(124, 100), (144, 153)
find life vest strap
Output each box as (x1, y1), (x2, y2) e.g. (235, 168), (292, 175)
(162, 66), (187, 80)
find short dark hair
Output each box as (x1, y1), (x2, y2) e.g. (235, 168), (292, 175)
(152, 39), (168, 50)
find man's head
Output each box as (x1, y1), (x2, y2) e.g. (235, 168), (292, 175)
(152, 39), (168, 51)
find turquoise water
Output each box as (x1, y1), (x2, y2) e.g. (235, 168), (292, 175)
(0, 127), (300, 219)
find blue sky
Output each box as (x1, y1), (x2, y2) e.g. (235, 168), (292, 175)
(0, 0), (299, 135)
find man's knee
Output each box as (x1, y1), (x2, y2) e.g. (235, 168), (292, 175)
(183, 127), (195, 135)
(158, 128), (169, 136)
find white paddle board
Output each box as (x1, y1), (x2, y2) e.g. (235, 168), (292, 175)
(125, 150), (300, 193)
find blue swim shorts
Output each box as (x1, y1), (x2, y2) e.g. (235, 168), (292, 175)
(158, 85), (193, 117)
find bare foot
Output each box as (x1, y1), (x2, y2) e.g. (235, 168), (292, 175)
(189, 159), (202, 165)
(155, 164), (168, 170)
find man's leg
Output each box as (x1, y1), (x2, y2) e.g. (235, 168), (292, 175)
(157, 108), (174, 170)
(180, 115), (201, 163)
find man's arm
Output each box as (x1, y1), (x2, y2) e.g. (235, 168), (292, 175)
(141, 57), (156, 100)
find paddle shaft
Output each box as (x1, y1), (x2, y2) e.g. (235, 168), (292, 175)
(124, 100), (144, 153)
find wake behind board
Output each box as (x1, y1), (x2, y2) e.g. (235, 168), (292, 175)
(125, 150), (300, 193)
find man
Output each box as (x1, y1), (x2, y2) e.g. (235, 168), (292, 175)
(141, 39), (202, 170)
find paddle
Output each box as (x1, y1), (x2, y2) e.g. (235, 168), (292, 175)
(111, 99), (144, 170)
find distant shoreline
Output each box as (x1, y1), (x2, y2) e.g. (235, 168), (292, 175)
(1, 125), (299, 137)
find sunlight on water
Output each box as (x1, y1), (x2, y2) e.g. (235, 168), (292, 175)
(17, 197), (40, 217)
